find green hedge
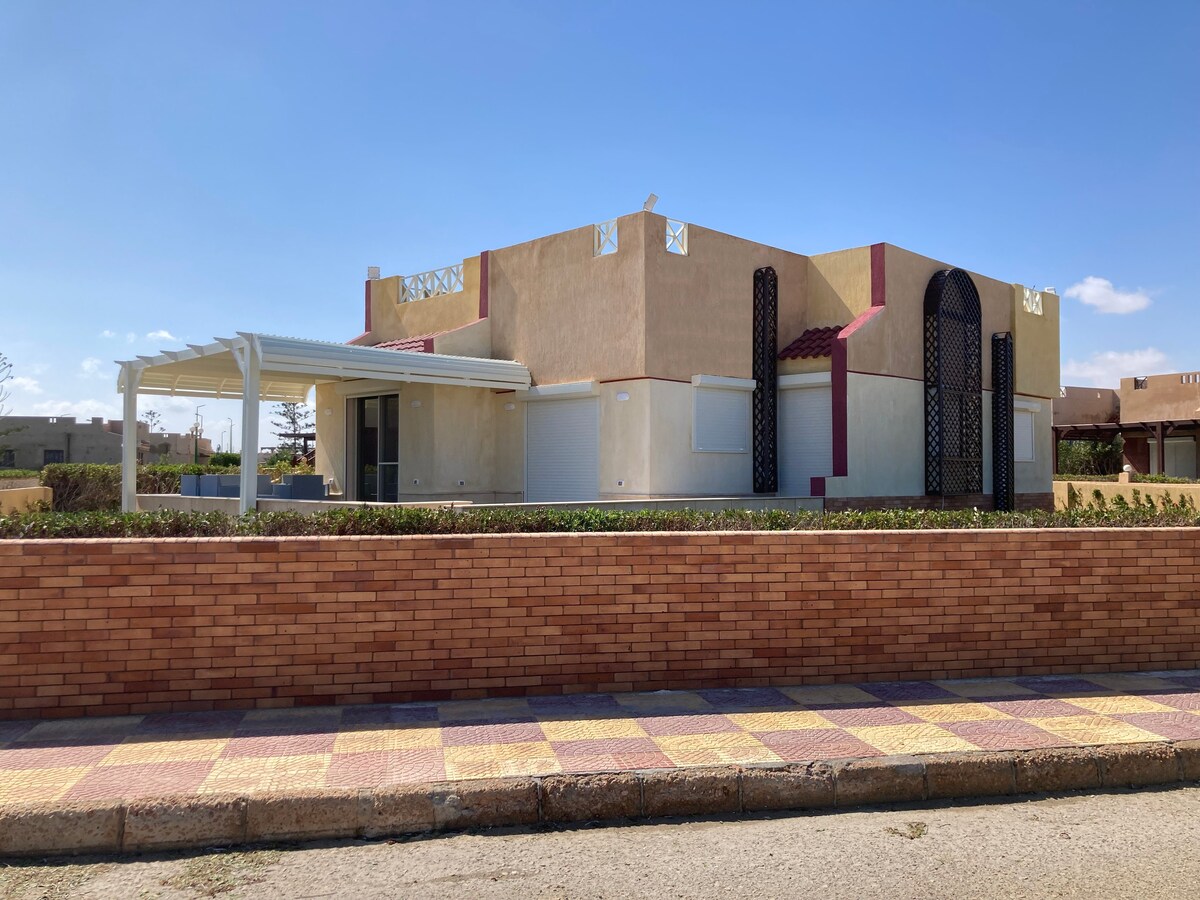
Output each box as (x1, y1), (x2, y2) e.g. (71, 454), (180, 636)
(39, 463), (240, 512)
(1053, 473), (1197, 484)
(2, 499), (1199, 540)
(0, 469), (39, 479)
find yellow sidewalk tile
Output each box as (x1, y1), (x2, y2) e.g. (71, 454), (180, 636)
(1028, 716), (1164, 746)
(849, 724), (979, 755)
(896, 702), (1013, 723)
(443, 741), (555, 763)
(1085, 674), (1184, 693)
(539, 718), (648, 742)
(936, 680), (1035, 698)
(614, 692), (711, 714)
(199, 754), (332, 793)
(0, 767), (90, 803)
(780, 685), (879, 706)
(444, 756), (562, 780)
(100, 737), (229, 766)
(727, 711), (838, 731)
(333, 727), (442, 753)
(1066, 695), (1179, 716)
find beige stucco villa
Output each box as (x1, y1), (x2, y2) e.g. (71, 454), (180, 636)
(117, 209), (1060, 513)
(1056, 373), (1200, 478)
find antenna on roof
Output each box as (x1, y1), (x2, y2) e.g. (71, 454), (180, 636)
(643, 193), (658, 213)
(367, 266), (380, 281)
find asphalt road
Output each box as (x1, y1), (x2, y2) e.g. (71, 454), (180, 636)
(6, 786), (1200, 899)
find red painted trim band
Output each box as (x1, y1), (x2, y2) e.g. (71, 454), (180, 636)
(822, 243), (888, 488)
(479, 250), (490, 319)
(364, 279), (373, 334)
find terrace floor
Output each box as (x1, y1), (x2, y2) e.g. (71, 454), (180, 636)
(3, 670), (1200, 804)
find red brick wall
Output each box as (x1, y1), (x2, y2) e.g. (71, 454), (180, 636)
(2, 530), (1199, 720)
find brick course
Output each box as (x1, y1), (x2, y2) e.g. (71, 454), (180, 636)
(1, 529), (1198, 720)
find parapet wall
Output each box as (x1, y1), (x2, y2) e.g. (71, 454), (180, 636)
(2, 529), (1198, 719)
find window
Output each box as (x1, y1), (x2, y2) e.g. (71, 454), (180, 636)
(1134, 377), (1147, 390)
(1014, 411), (1035, 462)
(43, 449), (64, 465)
(0, 449), (13, 468)
(692, 377), (753, 452)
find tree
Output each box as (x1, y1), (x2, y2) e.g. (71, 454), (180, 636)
(142, 409), (163, 433)
(271, 402), (314, 451)
(0, 352), (10, 424)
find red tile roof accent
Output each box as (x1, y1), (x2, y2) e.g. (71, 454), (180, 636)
(372, 334), (436, 353)
(778, 325), (845, 360)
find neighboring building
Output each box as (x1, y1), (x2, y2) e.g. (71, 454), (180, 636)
(0, 416), (213, 469)
(118, 209), (1061, 511)
(1055, 373), (1200, 478)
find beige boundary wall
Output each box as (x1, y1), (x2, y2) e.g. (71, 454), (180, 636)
(1055, 480), (1200, 511)
(0, 485), (51, 514)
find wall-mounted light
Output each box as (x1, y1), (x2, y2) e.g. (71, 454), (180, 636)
(504, 402), (516, 411)
(323, 409), (332, 416)
(616, 392), (630, 402)
(410, 400), (422, 408)
(643, 193), (658, 212)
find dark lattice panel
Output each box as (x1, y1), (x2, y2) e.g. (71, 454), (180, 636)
(992, 332), (1015, 512)
(752, 266), (778, 493)
(924, 268), (983, 496)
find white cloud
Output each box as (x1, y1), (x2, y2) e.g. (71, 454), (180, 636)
(146, 329), (180, 342)
(1061, 348), (1169, 387)
(28, 399), (120, 420)
(100, 329), (117, 338)
(1064, 276), (1151, 315)
(79, 357), (107, 379)
(10, 376), (43, 395)
(126, 332), (137, 343)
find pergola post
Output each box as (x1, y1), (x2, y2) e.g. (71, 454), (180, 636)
(120, 363), (142, 513)
(238, 338), (261, 515)
(1156, 422), (1166, 476)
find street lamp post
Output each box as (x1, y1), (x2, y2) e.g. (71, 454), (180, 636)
(193, 405), (206, 465)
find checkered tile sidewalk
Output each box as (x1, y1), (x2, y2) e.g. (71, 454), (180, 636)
(3, 671), (1200, 805)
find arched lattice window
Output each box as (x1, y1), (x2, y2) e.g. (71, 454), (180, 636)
(924, 268), (982, 495)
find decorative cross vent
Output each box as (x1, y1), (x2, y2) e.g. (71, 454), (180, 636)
(1022, 287), (1043, 315)
(665, 219), (688, 255)
(594, 219), (618, 256)
(399, 264), (464, 303)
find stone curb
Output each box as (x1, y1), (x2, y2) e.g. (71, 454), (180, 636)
(3, 740), (1199, 858)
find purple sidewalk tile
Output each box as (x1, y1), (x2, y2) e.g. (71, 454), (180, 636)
(814, 705), (925, 728)
(636, 715), (739, 737)
(946, 720), (1067, 751)
(441, 722), (546, 746)
(1114, 712), (1200, 741)
(62, 760), (215, 802)
(862, 681), (957, 702)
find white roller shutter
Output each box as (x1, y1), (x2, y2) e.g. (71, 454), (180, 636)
(525, 397), (599, 502)
(779, 385), (832, 496)
(1014, 410), (1035, 462)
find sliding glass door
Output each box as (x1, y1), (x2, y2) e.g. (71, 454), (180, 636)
(355, 395), (399, 502)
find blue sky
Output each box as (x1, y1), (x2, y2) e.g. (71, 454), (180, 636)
(1, 1), (1197, 447)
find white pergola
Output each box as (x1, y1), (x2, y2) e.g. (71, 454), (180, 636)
(117, 332), (531, 514)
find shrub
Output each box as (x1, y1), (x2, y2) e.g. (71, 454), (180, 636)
(0, 468), (39, 479)
(2, 504), (1199, 540)
(208, 452), (241, 467)
(40, 463), (239, 512)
